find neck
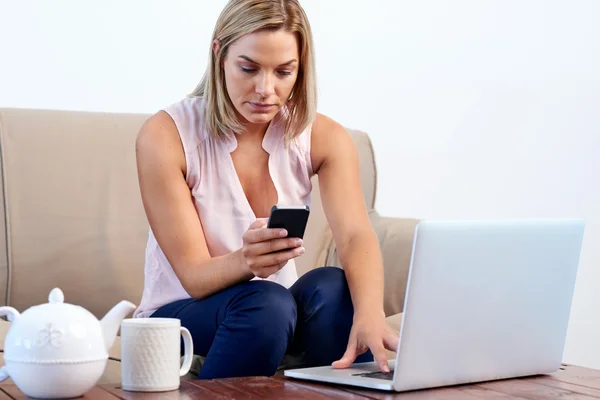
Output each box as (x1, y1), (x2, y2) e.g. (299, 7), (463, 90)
(235, 110), (274, 143)
(243, 121), (270, 139)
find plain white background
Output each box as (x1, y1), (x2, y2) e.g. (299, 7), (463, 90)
(1, 0), (599, 368)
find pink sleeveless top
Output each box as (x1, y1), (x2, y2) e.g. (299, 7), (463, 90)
(134, 96), (314, 318)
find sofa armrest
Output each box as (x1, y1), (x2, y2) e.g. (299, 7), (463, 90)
(369, 213), (420, 317)
(324, 211), (419, 317)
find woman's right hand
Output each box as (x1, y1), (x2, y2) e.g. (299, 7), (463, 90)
(240, 219), (305, 278)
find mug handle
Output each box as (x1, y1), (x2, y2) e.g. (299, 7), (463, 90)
(179, 327), (194, 376)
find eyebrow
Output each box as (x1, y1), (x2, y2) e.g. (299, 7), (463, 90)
(238, 55), (297, 66)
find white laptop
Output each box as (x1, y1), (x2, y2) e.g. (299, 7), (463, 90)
(284, 219), (585, 392)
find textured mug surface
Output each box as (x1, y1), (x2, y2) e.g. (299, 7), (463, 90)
(120, 318), (193, 392)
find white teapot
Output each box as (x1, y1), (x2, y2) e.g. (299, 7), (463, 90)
(0, 288), (136, 398)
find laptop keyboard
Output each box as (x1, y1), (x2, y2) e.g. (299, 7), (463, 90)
(351, 371), (394, 381)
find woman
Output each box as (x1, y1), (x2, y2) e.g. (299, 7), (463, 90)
(134, 0), (398, 379)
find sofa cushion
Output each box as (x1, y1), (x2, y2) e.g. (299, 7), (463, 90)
(0, 180), (6, 308)
(324, 212), (419, 317)
(347, 129), (377, 211)
(0, 108), (149, 318)
(0, 112), (8, 307)
(0, 320), (9, 350)
(369, 214), (419, 316)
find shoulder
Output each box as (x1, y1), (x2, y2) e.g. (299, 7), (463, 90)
(310, 113), (357, 174)
(161, 96), (208, 151)
(163, 96), (205, 122)
(311, 113), (350, 143)
(136, 110), (186, 174)
(136, 110), (180, 147)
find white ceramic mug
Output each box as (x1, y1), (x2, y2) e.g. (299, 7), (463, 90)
(120, 318), (193, 392)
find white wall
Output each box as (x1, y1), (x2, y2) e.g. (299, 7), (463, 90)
(1, 0), (599, 368)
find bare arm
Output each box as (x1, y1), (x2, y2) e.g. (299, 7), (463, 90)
(311, 114), (397, 371)
(311, 114), (385, 315)
(135, 111), (300, 300)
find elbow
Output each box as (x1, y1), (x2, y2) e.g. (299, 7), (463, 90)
(179, 273), (211, 301)
(179, 277), (201, 300)
(170, 251), (245, 300)
(172, 260), (210, 301)
(184, 286), (210, 301)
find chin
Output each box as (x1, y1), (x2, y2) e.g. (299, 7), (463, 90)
(244, 113), (277, 124)
(239, 108), (280, 125)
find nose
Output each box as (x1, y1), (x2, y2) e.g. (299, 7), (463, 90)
(255, 72), (275, 98)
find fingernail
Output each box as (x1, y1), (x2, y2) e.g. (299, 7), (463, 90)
(297, 247), (305, 255)
(296, 239), (303, 246)
(280, 230), (287, 237)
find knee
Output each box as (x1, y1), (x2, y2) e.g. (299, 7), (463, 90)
(231, 281), (297, 338)
(297, 266), (350, 307)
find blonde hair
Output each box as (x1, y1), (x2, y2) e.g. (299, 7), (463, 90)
(190, 0), (317, 143)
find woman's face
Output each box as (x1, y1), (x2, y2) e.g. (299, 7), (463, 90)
(219, 29), (299, 128)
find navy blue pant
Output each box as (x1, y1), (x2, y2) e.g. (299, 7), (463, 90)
(151, 266), (373, 379)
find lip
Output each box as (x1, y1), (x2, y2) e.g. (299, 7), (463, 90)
(248, 102), (276, 111)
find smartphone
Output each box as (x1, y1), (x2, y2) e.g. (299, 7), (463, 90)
(267, 205), (310, 239)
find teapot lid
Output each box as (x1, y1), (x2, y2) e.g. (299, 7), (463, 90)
(33, 288), (98, 323)
(48, 288), (64, 304)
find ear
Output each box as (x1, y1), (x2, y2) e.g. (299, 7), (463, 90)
(212, 39), (221, 56)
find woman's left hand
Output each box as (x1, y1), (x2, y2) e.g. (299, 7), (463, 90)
(332, 311), (399, 372)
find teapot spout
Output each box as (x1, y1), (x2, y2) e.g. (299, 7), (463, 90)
(100, 300), (136, 350)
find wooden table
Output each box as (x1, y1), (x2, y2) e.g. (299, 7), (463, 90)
(1, 364), (600, 399)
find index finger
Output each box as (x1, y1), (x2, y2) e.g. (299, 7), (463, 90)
(370, 341), (391, 373)
(248, 218), (268, 230)
(245, 226), (287, 244)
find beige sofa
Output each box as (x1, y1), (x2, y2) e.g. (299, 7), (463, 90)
(0, 107), (419, 384)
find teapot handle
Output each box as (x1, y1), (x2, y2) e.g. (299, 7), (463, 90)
(0, 306), (20, 322)
(0, 366), (9, 382)
(0, 307), (18, 383)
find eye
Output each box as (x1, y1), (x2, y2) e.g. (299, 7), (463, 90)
(241, 66), (257, 74)
(278, 70), (293, 77)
